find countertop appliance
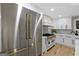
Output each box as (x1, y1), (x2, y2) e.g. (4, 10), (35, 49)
(43, 33), (54, 36)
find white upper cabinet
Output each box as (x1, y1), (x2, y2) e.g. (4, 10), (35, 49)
(42, 15), (53, 26)
(52, 17), (72, 29)
(42, 15), (72, 29)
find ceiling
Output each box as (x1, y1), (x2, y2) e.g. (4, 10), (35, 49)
(31, 3), (79, 19)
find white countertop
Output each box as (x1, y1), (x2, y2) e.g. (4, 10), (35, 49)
(43, 33), (79, 40)
(55, 34), (79, 39)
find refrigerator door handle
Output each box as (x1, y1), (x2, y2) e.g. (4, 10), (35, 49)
(25, 14), (31, 40)
(28, 14), (31, 40)
(26, 14), (31, 40)
(26, 14), (28, 40)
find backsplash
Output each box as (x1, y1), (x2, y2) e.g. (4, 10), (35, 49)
(56, 29), (72, 34)
(43, 26), (79, 35)
(56, 29), (79, 35)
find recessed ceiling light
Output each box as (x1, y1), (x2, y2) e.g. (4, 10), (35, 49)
(50, 8), (54, 11)
(58, 15), (62, 17)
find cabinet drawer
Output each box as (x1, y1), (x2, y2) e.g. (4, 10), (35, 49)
(72, 40), (75, 46)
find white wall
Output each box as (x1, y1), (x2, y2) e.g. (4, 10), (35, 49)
(0, 4), (1, 52)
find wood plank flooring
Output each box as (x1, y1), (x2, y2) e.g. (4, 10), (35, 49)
(43, 44), (75, 56)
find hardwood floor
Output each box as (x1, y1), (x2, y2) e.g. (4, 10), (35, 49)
(43, 44), (75, 56)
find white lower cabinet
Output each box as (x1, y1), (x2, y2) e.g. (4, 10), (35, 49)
(55, 35), (64, 44)
(55, 35), (75, 48)
(75, 40), (79, 56)
(64, 38), (73, 47)
(42, 37), (47, 54)
(64, 36), (75, 48)
(75, 37), (79, 56)
(42, 36), (56, 54)
(42, 37), (47, 55)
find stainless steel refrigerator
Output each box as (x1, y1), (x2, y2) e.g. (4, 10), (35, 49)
(1, 3), (42, 56)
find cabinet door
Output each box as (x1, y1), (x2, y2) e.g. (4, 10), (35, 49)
(72, 40), (75, 47)
(42, 37), (47, 52)
(43, 15), (52, 26)
(52, 17), (72, 29)
(75, 40), (79, 56)
(64, 38), (72, 47)
(55, 35), (63, 44)
(66, 17), (72, 29)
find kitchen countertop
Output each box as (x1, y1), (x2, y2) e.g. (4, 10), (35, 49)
(55, 34), (79, 39)
(55, 33), (78, 36)
(43, 33), (79, 40)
